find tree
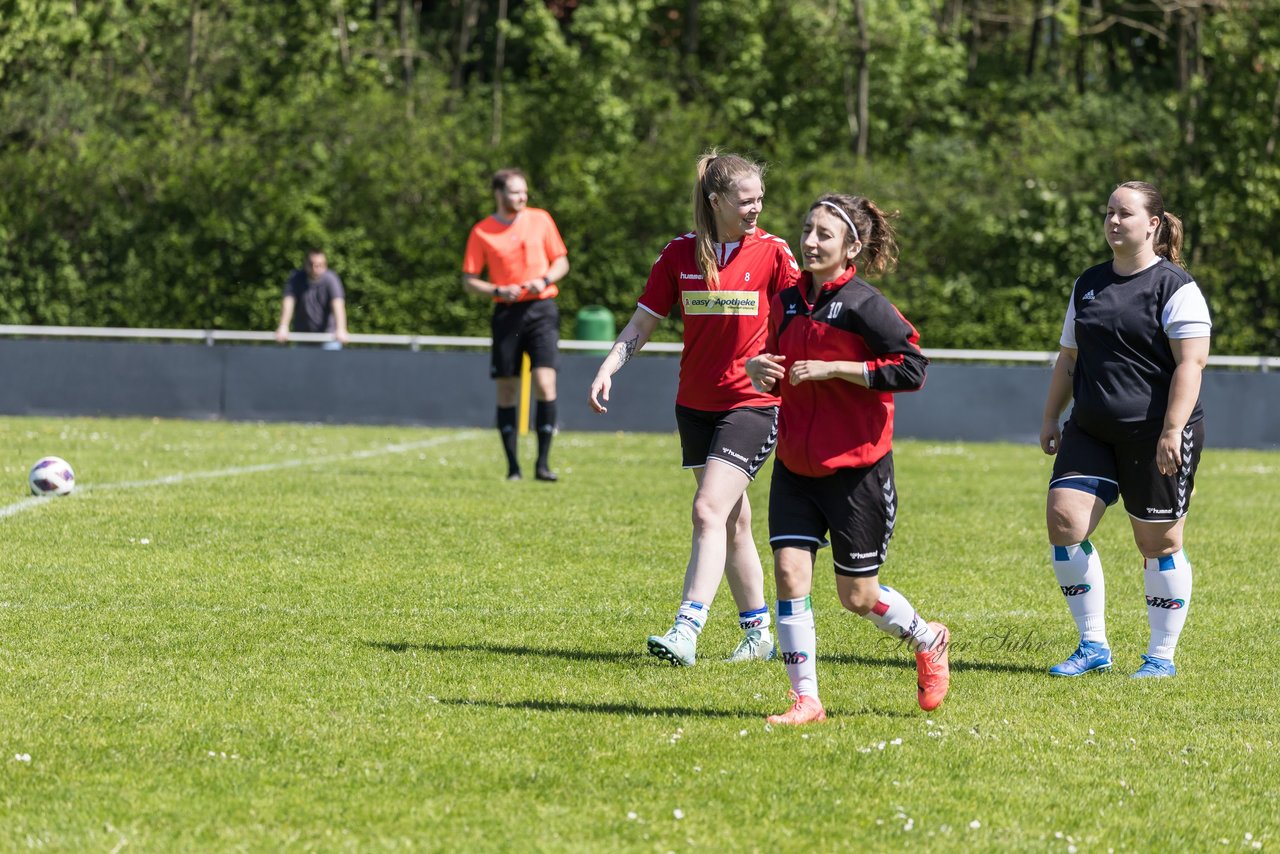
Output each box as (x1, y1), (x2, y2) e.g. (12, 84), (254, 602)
(0, 0), (1274, 353)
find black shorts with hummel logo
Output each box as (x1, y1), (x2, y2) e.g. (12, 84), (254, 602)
(1050, 417), (1205, 522)
(768, 453), (897, 576)
(675, 404), (777, 479)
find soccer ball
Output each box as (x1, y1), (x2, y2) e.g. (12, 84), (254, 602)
(29, 456), (75, 497)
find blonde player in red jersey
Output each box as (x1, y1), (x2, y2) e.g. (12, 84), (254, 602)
(589, 151), (799, 666)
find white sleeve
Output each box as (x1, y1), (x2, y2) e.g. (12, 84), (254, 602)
(1163, 282), (1212, 339)
(1058, 280), (1079, 348)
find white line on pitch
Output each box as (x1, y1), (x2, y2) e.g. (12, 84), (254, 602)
(0, 497), (48, 519)
(0, 431), (484, 522)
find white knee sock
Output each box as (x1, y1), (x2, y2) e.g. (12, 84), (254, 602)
(1144, 550), (1192, 660)
(738, 605), (771, 632)
(1051, 540), (1108, 645)
(777, 596), (818, 699)
(674, 600), (708, 638)
(860, 585), (938, 653)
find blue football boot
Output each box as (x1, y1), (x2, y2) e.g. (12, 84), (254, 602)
(1049, 640), (1113, 677)
(1131, 654), (1176, 679)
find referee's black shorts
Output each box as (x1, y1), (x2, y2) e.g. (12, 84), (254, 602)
(491, 299), (559, 378)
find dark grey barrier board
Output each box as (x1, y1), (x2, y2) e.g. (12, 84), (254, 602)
(0, 339), (225, 420)
(1, 340), (1275, 448)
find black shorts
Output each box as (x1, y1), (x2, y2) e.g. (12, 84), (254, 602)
(1049, 417), (1205, 522)
(491, 299), (560, 378)
(768, 453), (897, 576)
(674, 404), (777, 479)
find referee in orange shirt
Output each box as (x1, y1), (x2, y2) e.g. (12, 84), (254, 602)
(463, 168), (570, 482)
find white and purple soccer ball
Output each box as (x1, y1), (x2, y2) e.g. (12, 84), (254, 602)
(29, 456), (75, 497)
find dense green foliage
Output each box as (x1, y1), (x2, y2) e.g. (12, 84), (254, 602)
(3, 416), (1279, 847)
(1, 1), (1276, 353)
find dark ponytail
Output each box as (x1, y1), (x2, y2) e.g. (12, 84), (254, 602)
(1157, 211), (1185, 266)
(1116, 180), (1184, 266)
(809, 193), (901, 277)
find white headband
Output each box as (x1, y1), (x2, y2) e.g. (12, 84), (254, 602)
(818, 201), (859, 244)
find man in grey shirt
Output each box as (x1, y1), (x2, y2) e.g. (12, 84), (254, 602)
(276, 249), (350, 349)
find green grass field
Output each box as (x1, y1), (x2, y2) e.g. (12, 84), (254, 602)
(2, 415), (1277, 851)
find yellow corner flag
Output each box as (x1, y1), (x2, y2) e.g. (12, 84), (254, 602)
(518, 353), (532, 436)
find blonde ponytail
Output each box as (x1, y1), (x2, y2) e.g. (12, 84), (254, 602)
(691, 150), (764, 288)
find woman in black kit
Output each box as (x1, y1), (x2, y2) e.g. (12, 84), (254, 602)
(1040, 181), (1211, 680)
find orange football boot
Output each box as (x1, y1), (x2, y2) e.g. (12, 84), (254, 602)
(916, 622), (951, 711)
(766, 691), (827, 726)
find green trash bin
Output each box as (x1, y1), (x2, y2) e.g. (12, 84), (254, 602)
(574, 305), (616, 356)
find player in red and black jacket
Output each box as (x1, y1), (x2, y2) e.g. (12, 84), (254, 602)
(764, 261), (925, 477)
(746, 193), (950, 725)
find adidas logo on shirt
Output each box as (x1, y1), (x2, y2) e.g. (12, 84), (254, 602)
(1082, 289), (1096, 300)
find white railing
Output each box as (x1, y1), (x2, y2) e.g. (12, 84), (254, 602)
(0, 324), (1275, 369)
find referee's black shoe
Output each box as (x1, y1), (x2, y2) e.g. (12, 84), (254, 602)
(535, 467), (558, 482)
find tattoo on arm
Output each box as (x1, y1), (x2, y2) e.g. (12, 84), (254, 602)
(614, 335), (639, 373)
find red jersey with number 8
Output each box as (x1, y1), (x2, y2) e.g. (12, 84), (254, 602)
(638, 228), (798, 412)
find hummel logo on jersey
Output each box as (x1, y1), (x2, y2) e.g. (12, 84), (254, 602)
(1082, 289), (1096, 300)
(679, 272), (705, 280)
(785, 303), (798, 315)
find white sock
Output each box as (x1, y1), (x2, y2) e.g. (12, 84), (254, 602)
(860, 585), (938, 652)
(674, 600), (708, 638)
(777, 596), (818, 699)
(1145, 550), (1192, 660)
(738, 606), (770, 633)
(1051, 540), (1108, 645)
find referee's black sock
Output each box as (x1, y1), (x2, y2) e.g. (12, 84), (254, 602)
(535, 400), (557, 475)
(497, 406), (520, 477)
